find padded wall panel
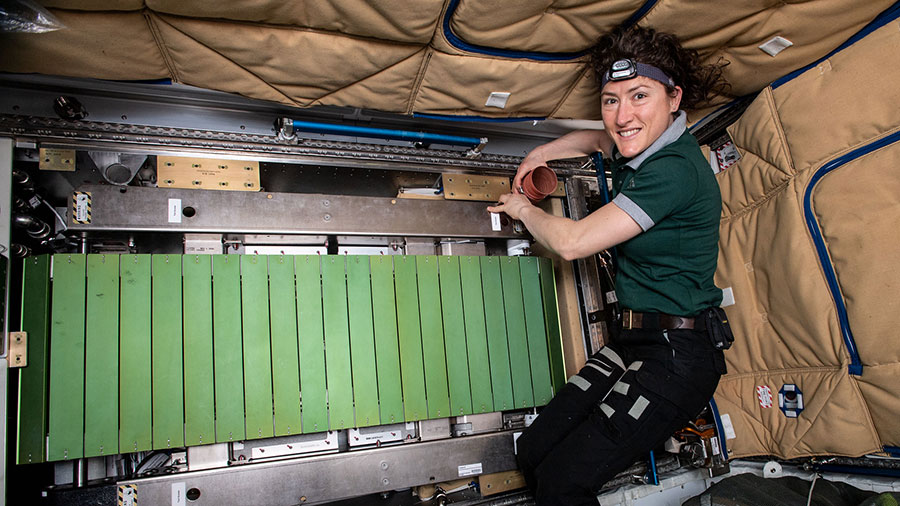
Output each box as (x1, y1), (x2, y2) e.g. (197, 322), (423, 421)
(640, 0), (895, 97)
(147, 0), (445, 43)
(772, 24), (900, 175)
(0, 10), (168, 80)
(449, 0), (642, 53)
(856, 364), (900, 448)
(150, 14), (424, 109)
(714, 370), (880, 459)
(39, 1), (143, 9)
(549, 69), (603, 120)
(413, 50), (583, 117)
(812, 142), (900, 367)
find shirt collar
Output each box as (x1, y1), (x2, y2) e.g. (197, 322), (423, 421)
(612, 110), (687, 171)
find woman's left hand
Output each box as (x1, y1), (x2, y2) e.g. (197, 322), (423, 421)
(487, 191), (532, 220)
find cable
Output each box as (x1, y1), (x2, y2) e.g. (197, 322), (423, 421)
(806, 472), (821, 506)
(39, 195), (67, 232)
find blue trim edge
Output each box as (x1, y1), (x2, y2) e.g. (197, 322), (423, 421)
(884, 446), (900, 457)
(708, 398), (729, 459)
(804, 131), (900, 376)
(622, 0), (661, 28)
(442, 0), (585, 61)
(413, 113), (545, 123)
(772, 1), (900, 89)
(290, 120), (482, 147)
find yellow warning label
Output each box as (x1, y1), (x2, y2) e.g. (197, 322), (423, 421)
(73, 191), (91, 224)
(118, 484), (137, 506)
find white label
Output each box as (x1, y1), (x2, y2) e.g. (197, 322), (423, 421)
(720, 413), (737, 440)
(485, 92), (511, 109)
(168, 198), (182, 223)
(171, 482), (186, 506)
(711, 436), (720, 456)
(74, 192), (91, 223)
(405, 422), (415, 431)
(759, 36), (793, 57)
(757, 385), (773, 408)
(721, 287), (735, 307)
(490, 212), (501, 231)
(605, 290), (618, 304)
(715, 141), (741, 170)
(458, 463), (483, 477)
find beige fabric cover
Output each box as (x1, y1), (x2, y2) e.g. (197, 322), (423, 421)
(714, 18), (900, 458)
(1, 1), (895, 118)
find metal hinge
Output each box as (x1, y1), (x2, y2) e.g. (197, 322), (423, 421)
(9, 331), (27, 368)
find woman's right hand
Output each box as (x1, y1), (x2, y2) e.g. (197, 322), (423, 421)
(513, 148), (548, 194)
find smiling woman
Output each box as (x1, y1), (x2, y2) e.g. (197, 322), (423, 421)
(487, 25), (733, 505)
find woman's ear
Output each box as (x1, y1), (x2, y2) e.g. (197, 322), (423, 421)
(670, 86), (683, 112)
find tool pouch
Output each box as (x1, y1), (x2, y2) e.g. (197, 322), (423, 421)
(704, 307), (734, 350)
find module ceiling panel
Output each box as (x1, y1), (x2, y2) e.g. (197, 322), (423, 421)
(1, 0), (895, 119)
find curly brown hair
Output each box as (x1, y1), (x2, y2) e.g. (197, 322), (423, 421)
(590, 26), (729, 111)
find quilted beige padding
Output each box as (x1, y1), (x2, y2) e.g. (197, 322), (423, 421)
(146, 0), (446, 44)
(149, 13), (426, 110)
(4, 1), (897, 119)
(714, 370), (880, 459)
(812, 141), (900, 367)
(0, 9), (168, 80)
(413, 50), (586, 117)
(856, 364), (900, 447)
(449, 0), (644, 53)
(640, 0), (896, 98)
(713, 18), (900, 458)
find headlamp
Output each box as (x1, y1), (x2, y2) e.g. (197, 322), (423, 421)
(601, 58), (675, 89)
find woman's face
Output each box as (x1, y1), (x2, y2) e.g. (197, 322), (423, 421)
(600, 76), (683, 158)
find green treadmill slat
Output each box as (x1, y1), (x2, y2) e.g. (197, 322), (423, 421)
(519, 257), (553, 406)
(151, 255), (184, 449)
(84, 254), (119, 457)
(394, 256), (426, 421)
(322, 256), (354, 429)
(295, 256), (328, 433)
(437, 256), (472, 416)
(183, 255), (215, 446)
(417, 256), (450, 419)
(459, 256), (493, 414)
(119, 255), (152, 453)
(501, 257), (534, 409)
(347, 256), (379, 427)
(268, 256), (302, 436)
(212, 255), (245, 442)
(369, 256), (403, 424)
(241, 255), (275, 440)
(539, 257), (566, 395)
(480, 257), (514, 411)
(48, 254), (86, 461)
(18, 255), (52, 464)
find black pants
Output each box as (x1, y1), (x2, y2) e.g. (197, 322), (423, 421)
(516, 326), (725, 506)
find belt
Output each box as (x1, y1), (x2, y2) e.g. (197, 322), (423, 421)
(621, 309), (701, 330)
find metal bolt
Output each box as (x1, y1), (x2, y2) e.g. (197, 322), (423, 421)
(322, 200), (330, 207)
(323, 214), (332, 222)
(380, 461), (389, 470)
(382, 478), (390, 486)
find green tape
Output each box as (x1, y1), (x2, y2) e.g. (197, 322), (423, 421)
(295, 256), (327, 433)
(18, 255), (51, 464)
(459, 256), (493, 414)
(480, 257), (513, 411)
(183, 255), (215, 446)
(151, 255), (184, 449)
(369, 256), (403, 424)
(268, 256), (302, 437)
(501, 257), (534, 408)
(212, 255), (245, 442)
(519, 257), (553, 406)
(48, 254), (86, 461)
(241, 255), (275, 440)
(84, 254), (119, 457)
(347, 256), (379, 427)
(119, 255), (152, 453)
(394, 256), (426, 421)
(322, 256), (354, 429)
(438, 256), (472, 416)
(538, 257), (566, 395)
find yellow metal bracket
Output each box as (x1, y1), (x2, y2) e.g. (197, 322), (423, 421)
(9, 331), (27, 368)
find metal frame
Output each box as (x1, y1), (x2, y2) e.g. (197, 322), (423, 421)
(121, 430), (518, 506)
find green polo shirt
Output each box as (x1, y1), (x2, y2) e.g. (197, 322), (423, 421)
(608, 112), (722, 316)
